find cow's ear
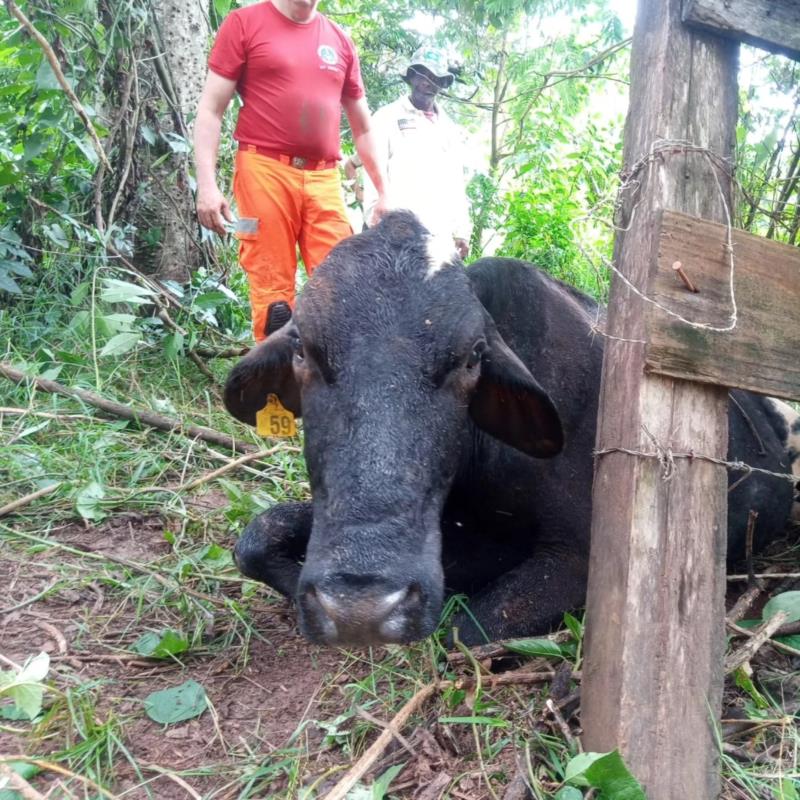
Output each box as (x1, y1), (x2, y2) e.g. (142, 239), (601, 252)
(469, 317), (563, 458)
(224, 325), (301, 425)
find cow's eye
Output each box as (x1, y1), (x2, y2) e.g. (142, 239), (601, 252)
(465, 340), (486, 370)
(290, 335), (305, 363)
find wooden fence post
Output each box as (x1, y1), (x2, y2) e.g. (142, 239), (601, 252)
(581, 1), (737, 797)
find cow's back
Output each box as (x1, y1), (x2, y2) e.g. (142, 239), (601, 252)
(459, 257), (795, 562)
(453, 258), (604, 550)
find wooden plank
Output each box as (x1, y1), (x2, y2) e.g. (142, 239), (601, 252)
(645, 210), (800, 401)
(683, 0), (800, 61)
(581, 1), (736, 798)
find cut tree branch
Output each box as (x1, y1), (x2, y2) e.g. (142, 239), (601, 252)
(0, 483), (62, 519)
(0, 362), (255, 453)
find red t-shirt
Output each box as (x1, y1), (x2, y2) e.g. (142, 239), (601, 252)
(208, 2), (364, 161)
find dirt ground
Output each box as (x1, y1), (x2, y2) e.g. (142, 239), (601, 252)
(1, 514), (357, 797)
(2, 511), (798, 799)
(0, 513), (514, 799)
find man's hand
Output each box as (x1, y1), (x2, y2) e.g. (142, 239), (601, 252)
(343, 157), (359, 182)
(368, 191), (390, 226)
(193, 72), (237, 235)
(455, 238), (469, 259)
(196, 184), (234, 236)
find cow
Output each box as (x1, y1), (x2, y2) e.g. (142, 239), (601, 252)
(224, 211), (798, 646)
(765, 398), (800, 522)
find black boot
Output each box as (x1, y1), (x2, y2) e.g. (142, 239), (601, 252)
(265, 300), (292, 337)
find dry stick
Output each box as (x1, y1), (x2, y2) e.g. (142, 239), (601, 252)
(727, 581), (764, 625)
(745, 510), (758, 585)
(0, 483), (61, 519)
(725, 610), (789, 674)
(450, 670), (557, 691)
(143, 765), (202, 800)
(194, 346), (251, 359)
(354, 706), (416, 757)
(323, 668), (559, 800)
(33, 620), (67, 654)
(49, 653), (167, 668)
(322, 684), (437, 800)
(544, 698), (577, 751)
(0, 408), (98, 422)
(5, 2), (110, 172)
(728, 618), (800, 661)
(728, 572), (800, 582)
(0, 763), (45, 800)
(447, 630), (573, 665)
(0, 756), (118, 800)
(774, 620), (800, 637)
(176, 445), (290, 493)
(0, 363), (254, 454)
(726, 560), (781, 625)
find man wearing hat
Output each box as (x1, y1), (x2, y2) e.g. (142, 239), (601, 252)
(346, 46), (471, 258)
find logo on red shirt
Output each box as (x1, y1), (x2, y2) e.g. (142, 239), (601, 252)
(318, 45), (338, 66)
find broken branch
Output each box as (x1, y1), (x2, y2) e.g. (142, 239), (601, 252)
(0, 362), (254, 453)
(447, 630), (573, 665)
(176, 445), (296, 492)
(322, 684), (437, 800)
(0, 483), (62, 519)
(725, 610), (790, 673)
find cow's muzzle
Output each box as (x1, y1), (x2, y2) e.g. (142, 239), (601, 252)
(297, 572), (441, 645)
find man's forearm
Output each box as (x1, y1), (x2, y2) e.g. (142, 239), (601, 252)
(353, 130), (387, 197)
(194, 106), (224, 192)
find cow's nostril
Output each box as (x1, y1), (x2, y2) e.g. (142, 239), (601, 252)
(299, 576), (430, 645)
(314, 584), (409, 624)
(406, 582), (422, 608)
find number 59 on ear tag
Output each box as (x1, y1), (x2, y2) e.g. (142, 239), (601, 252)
(256, 394), (297, 438)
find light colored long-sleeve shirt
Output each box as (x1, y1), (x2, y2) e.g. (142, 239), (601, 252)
(362, 96), (471, 243)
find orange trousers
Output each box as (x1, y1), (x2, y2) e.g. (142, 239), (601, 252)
(233, 149), (353, 341)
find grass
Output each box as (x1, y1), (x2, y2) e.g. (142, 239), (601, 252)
(1, 258), (799, 799)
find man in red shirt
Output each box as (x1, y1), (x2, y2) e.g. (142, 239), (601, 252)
(194, 0), (388, 341)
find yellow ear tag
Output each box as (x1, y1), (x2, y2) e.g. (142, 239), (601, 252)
(256, 394), (297, 438)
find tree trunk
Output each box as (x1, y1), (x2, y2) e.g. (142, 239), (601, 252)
(146, 0), (210, 282)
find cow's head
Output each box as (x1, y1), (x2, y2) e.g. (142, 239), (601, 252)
(224, 212), (562, 645)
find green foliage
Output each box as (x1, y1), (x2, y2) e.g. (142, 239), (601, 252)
(505, 637), (569, 659)
(370, 763), (406, 800)
(143, 679), (208, 725)
(0, 653), (50, 721)
(0, 227), (35, 295)
(1, 5), (797, 796)
(564, 750), (646, 799)
(131, 629), (190, 659)
(737, 52), (800, 244)
(762, 591), (800, 624)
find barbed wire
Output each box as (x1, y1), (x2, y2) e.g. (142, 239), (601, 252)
(595, 428), (799, 488)
(572, 138), (741, 342)
(574, 142), (800, 490)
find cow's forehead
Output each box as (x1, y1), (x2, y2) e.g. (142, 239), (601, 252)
(301, 241), (472, 320)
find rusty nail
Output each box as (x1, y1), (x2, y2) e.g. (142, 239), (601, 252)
(671, 260), (699, 293)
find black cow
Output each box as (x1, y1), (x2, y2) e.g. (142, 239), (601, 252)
(224, 212), (797, 646)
